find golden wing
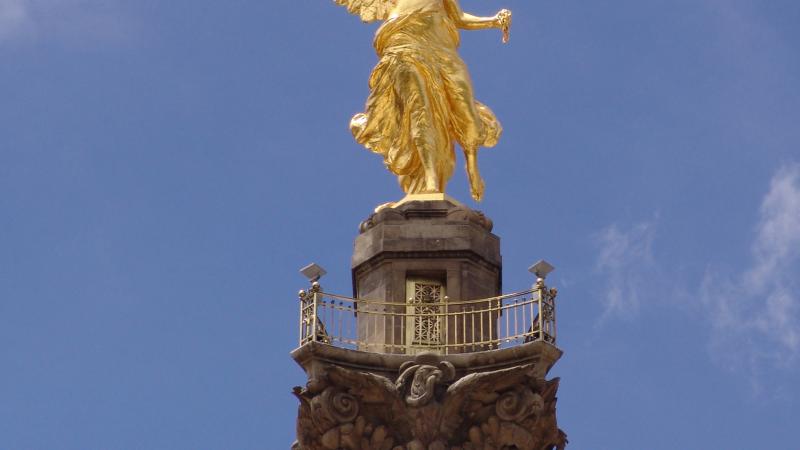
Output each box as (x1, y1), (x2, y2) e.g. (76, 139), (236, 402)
(333, 0), (396, 23)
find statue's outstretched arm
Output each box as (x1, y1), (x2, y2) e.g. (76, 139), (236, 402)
(443, 0), (511, 34)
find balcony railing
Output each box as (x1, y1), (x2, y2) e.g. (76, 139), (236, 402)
(297, 281), (558, 355)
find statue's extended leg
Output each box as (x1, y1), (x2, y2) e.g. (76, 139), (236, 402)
(411, 106), (441, 194)
(399, 67), (442, 194)
(464, 146), (485, 201)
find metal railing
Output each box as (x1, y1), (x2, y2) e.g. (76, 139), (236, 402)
(297, 280), (558, 354)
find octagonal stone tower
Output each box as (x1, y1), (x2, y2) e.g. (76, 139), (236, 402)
(352, 198), (501, 354)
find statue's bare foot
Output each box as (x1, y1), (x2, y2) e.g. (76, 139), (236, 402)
(465, 148), (485, 202)
(374, 201), (396, 213)
(470, 176), (485, 202)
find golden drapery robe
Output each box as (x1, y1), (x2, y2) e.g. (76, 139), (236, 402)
(350, 8), (502, 195)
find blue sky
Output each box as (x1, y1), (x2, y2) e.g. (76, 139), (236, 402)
(1, 0), (799, 449)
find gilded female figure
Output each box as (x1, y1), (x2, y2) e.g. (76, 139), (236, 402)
(334, 0), (512, 201)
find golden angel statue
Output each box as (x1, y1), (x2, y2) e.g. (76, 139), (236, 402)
(333, 0), (512, 202)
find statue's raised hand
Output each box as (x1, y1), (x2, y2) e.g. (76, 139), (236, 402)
(496, 9), (512, 43)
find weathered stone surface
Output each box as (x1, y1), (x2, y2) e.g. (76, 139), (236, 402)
(353, 200), (499, 271)
(292, 350), (567, 450)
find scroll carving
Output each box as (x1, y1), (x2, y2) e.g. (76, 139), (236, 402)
(495, 386), (544, 422)
(313, 388), (360, 426)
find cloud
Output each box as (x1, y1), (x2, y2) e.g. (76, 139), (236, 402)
(0, 0), (130, 45)
(593, 219), (658, 322)
(592, 166), (800, 393)
(702, 164), (800, 374)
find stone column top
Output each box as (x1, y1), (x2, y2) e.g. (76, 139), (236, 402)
(353, 200), (501, 269)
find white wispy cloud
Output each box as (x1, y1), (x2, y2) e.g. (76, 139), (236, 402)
(0, 0), (130, 45)
(592, 166), (800, 393)
(702, 164), (800, 374)
(593, 219), (658, 322)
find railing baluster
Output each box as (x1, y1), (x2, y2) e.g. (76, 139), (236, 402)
(529, 295), (534, 341)
(326, 297), (331, 343)
(444, 301), (449, 355)
(298, 295), (304, 346)
(505, 300), (510, 344)
(462, 308), (467, 353)
(488, 299), (494, 350)
(466, 307), (470, 352)
(381, 306), (391, 353)
(538, 287), (544, 342)
(454, 307), (459, 353)
(479, 306), (484, 350)
(336, 301), (341, 344)
(311, 291), (318, 343)
(552, 293), (557, 343)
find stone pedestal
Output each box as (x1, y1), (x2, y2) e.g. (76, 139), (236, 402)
(352, 199), (501, 353)
(291, 198), (567, 449)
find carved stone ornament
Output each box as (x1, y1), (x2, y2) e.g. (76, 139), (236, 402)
(396, 354), (455, 407)
(292, 354), (567, 450)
